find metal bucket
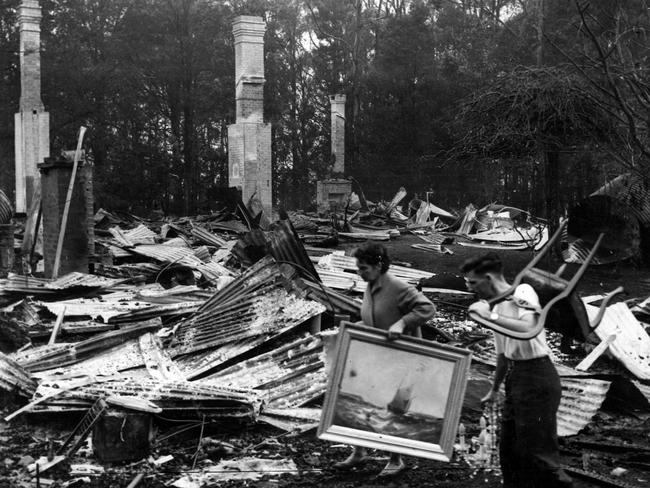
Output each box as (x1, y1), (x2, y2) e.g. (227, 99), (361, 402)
(0, 224), (15, 277)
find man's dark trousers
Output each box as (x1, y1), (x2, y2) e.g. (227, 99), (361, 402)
(500, 356), (572, 488)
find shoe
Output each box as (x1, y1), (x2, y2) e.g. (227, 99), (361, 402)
(333, 452), (369, 470)
(377, 458), (406, 477)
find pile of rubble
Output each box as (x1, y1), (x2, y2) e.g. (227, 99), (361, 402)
(0, 193), (649, 487)
(0, 204), (438, 485)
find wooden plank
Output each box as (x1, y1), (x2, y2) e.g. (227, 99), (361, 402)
(47, 306), (66, 345)
(576, 334), (616, 371)
(52, 127), (86, 279)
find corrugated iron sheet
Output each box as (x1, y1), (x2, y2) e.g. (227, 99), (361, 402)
(196, 261), (236, 284)
(3, 297), (40, 326)
(45, 332), (183, 380)
(178, 336), (271, 380)
(10, 343), (73, 367)
(258, 407), (322, 432)
(316, 268), (365, 293)
(95, 240), (133, 258)
(0, 274), (57, 296)
(123, 224), (158, 244)
(584, 302), (650, 380)
(205, 332), (329, 409)
(418, 233), (449, 246)
(162, 237), (191, 247)
(0, 352), (36, 398)
(411, 243), (453, 254)
(266, 219), (321, 282)
(193, 245), (211, 263)
(591, 172), (650, 225)
(45, 272), (123, 290)
(204, 333), (324, 389)
(39, 295), (155, 322)
(231, 220), (320, 282)
(317, 253), (433, 282)
(209, 220), (248, 233)
(168, 256), (328, 359)
(130, 244), (204, 266)
(191, 225), (228, 247)
(556, 377), (611, 436)
(32, 378), (261, 417)
(134, 285), (208, 303)
(14, 323), (161, 372)
(171, 285), (324, 356)
(300, 278), (362, 315)
(0, 190), (13, 224)
(107, 302), (200, 324)
(109, 227), (135, 247)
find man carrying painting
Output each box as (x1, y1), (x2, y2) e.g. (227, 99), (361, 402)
(462, 252), (573, 488)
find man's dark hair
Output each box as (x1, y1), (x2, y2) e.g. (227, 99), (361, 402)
(460, 252), (503, 275)
(353, 242), (390, 273)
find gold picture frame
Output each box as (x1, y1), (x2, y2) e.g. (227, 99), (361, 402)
(318, 322), (471, 462)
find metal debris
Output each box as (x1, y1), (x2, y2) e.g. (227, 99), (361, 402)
(13, 323), (161, 373)
(0, 352), (37, 398)
(557, 377), (611, 436)
(585, 302), (650, 380)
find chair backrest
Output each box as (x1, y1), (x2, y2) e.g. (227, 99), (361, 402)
(521, 267), (591, 340)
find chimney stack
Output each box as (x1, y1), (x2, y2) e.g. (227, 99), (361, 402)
(329, 94), (346, 174)
(15, 0), (49, 214)
(228, 16), (272, 218)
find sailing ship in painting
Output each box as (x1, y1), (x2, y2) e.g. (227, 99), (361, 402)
(334, 374), (444, 444)
(387, 379), (414, 415)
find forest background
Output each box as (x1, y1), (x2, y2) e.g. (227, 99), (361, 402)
(0, 0), (648, 220)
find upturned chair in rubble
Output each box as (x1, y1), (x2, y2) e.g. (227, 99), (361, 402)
(468, 221), (624, 341)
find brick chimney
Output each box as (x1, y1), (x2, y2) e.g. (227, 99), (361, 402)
(15, 0), (50, 214)
(315, 94), (351, 214)
(228, 16), (272, 217)
(330, 94), (346, 174)
(39, 155), (94, 277)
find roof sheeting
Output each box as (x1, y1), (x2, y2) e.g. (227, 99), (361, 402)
(46, 272), (123, 290)
(556, 377), (611, 437)
(591, 172), (650, 225)
(317, 253), (433, 282)
(204, 332), (330, 409)
(33, 378), (261, 417)
(585, 302), (650, 380)
(0, 352), (36, 398)
(129, 244), (204, 266)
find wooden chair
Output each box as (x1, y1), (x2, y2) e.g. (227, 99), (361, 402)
(468, 221), (624, 340)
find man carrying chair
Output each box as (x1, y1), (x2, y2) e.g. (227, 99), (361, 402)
(462, 252), (573, 488)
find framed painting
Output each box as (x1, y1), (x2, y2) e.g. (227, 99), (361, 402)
(318, 322), (471, 462)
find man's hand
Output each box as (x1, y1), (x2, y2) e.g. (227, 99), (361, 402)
(468, 300), (491, 319)
(481, 389), (498, 405)
(387, 319), (406, 340)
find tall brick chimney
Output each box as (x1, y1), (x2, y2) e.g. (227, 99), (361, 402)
(228, 16), (272, 218)
(330, 94), (346, 174)
(14, 0), (49, 214)
(315, 94), (351, 214)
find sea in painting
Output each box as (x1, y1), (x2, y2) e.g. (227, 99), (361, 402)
(333, 392), (443, 444)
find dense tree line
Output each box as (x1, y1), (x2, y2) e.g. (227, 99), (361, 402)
(0, 0), (648, 217)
